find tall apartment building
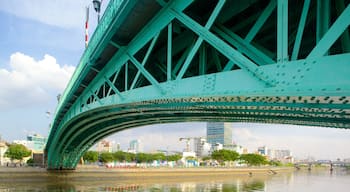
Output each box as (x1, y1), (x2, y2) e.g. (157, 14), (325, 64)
(206, 122), (232, 147)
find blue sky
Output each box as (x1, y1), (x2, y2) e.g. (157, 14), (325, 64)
(0, 0), (350, 160)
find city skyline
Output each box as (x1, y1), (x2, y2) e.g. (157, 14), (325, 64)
(104, 122), (350, 160)
(0, 0), (350, 162)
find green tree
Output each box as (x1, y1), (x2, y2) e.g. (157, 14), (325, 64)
(5, 144), (31, 163)
(26, 158), (34, 166)
(202, 156), (211, 161)
(269, 160), (282, 166)
(167, 154), (182, 162)
(136, 153), (151, 163)
(125, 152), (136, 162)
(185, 156), (196, 160)
(99, 152), (114, 163)
(239, 154), (268, 166)
(83, 151), (99, 163)
(113, 151), (126, 161)
(152, 153), (166, 161)
(211, 149), (239, 162)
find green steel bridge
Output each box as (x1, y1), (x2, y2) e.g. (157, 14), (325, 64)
(45, 0), (350, 169)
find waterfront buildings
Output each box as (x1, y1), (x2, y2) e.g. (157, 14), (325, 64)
(13, 134), (47, 153)
(206, 122), (232, 147)
(262, 147), (294, 163)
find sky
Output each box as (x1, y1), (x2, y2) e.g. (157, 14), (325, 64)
(0, 0), (350, 161)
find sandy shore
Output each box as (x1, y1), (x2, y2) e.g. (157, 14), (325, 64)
(0, 166), (293, 181)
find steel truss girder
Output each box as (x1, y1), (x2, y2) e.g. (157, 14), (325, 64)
(49, 52), (350, 169)
(47, 0), (350, 170)
(51, 93), (350, 169)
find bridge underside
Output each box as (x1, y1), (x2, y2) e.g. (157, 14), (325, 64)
(46, 0), (350, 169)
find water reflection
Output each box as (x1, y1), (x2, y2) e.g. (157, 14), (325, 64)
(0, 177), (266, 192)
(1, 168), (350, 191)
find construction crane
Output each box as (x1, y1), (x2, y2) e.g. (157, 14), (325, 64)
(179, 137), (202, 152)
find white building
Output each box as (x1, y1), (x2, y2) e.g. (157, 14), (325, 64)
(235, 145), (244, 154)
(213, 143), (223, 151)
(193, 137), (211, 157)
(267, 148), (293, 163)
(97, 140), (113, 153)
(343, 158), (350, 163)
(181, 151), (197, 167)
(275, 150), (292, 159)
(0, 141), (10, 166)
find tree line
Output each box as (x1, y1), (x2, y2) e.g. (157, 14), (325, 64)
(211, 149), (269, 166)
(83, 151), (182, 163)
(3, 144), (271, 167)
(83, 149), (269, 166)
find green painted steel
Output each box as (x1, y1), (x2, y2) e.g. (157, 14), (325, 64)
(45, 0), (350, 170)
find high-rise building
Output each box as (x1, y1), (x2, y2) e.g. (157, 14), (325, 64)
(206, 122), (232, 147)
(129, 139), (143, 153)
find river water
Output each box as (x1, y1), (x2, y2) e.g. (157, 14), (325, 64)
(0, 168), (349, 191)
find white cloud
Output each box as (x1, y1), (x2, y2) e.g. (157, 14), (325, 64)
(0, 0), (108, 29)
(0, 52), (75, 110)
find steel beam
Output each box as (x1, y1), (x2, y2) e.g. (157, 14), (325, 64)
(308, 5), (350, 58)
(130, 32), (160, 90)
(214, 24), (275, 65)
(176, 0), (226, 80)
(167, 23), (172, 81)
(335, 0), (350, 53)
(291, 0), (310, 60)
(171, 10), (274, 86)
(277, 0), (288, 62)
(245, 0), (276, 43)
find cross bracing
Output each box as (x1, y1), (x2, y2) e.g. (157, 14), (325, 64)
(46, 0), (350, 169)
